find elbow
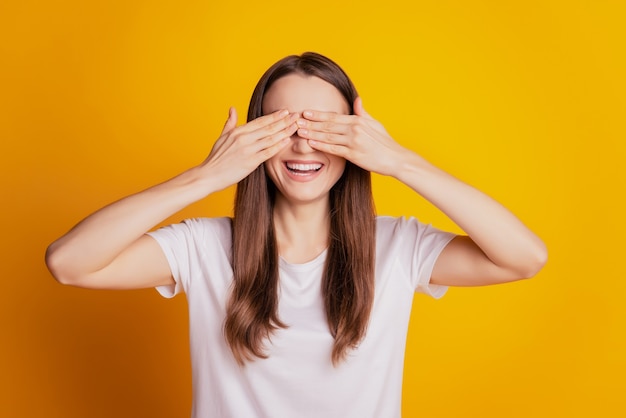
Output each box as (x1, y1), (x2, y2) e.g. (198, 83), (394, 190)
(519, 241), (548, 279)
(45, 243), (82, 286)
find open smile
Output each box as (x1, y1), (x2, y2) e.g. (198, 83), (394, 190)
(284, 162), (323, 176)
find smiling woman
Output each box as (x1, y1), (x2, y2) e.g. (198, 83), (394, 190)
(45, 52), (546, 418)
(228, 56), (374, 373)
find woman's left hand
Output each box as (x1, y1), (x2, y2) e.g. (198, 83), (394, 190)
(297, 97), (408, 177)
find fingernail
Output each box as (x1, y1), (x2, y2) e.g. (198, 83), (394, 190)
(303, 111), (313, 118)
(298, 128), (308, 135)
(296, 119), (306, 127)
(279, 109), (289, 117)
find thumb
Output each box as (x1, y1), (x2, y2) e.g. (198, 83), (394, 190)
(353, 97), (372, 119)
(221, 106), (238, 134)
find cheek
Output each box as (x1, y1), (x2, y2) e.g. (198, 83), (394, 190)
(332, 158), (347, 178)
(263, 159), (279, 183)
(326, 161), (347, 188)
(264, 153), (283, 169)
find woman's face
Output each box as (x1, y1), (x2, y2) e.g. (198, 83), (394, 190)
(262, 73), (349, 206)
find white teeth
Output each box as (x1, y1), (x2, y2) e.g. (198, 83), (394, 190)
(286, 163), (322, 171)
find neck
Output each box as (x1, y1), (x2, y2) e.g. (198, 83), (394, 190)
(272, 196), (331, 264)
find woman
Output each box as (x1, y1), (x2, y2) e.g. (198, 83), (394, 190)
(46, 52), (547, 417)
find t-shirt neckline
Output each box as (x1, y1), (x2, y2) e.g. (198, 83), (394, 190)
(279, 248), (328, 273)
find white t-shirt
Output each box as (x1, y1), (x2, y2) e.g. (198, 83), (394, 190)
(148, 216), (455, 418)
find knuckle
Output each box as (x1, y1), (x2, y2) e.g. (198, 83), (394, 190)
(236, 131), (251, 142)
(242, 145), (256, 157)
(267, 118), (285, 132)
(266, 121), (279, 132)
(260, 147), (274, 160)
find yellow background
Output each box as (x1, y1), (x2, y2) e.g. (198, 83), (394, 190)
(2, 0), (624, 417)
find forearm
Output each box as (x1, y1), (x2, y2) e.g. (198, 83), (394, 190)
(46, 166), (216, 278)
(394, 151), (547, 276)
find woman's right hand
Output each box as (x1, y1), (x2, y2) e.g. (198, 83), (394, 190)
(45, 108), (297, 290)
(199, 107), (299, 191)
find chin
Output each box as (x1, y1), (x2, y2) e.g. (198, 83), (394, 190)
(275, 189), (331, 206)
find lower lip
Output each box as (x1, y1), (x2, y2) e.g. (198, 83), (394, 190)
(283, 164), (323, 182)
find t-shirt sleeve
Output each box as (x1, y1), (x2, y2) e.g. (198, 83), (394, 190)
(410, 220), (456, 298)
(146, 218), (206, 298)
(379, 216), (456, 298)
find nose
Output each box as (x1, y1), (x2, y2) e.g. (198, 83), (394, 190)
(290, 132), (315, 154)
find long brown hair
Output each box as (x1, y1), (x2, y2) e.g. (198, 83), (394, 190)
(225, 52), (376, 366)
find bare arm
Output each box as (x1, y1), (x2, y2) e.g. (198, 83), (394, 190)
(392, 154), (547, 286)
(46, 108), (299, 289)
(45, 169), (215, 289)
(297, 98), (547, 286)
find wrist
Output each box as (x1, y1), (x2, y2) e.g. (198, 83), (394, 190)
(392, 149), (428, 179)
(171, 165), (222, 202)
(393, 149), (448, 192)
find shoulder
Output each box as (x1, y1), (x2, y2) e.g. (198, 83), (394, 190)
(188, 217), (232, 241)
(150, 217), (232, 248)
(375, 215), (456, 255)
(375, 215), (412, 254)
(376, 215), (420, 237)
(185, 217), (232, 247)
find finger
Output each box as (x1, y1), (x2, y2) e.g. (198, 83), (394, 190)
(250, 112), (299, 140)
(307, 138), (349, 158)
(353, 97), (373, 119)
(301, 110), (352, 123)
(221, 106), (238, 135)
(255, 119), (299, 152)
(239, 109), (290, 134)
(296, 117), (350, 135)
(298, 126), (347, 146)
(257, 134), (292, 162)
(228, 111), (296, 147)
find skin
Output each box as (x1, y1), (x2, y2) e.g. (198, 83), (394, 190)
(45, 73), (547, 290)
